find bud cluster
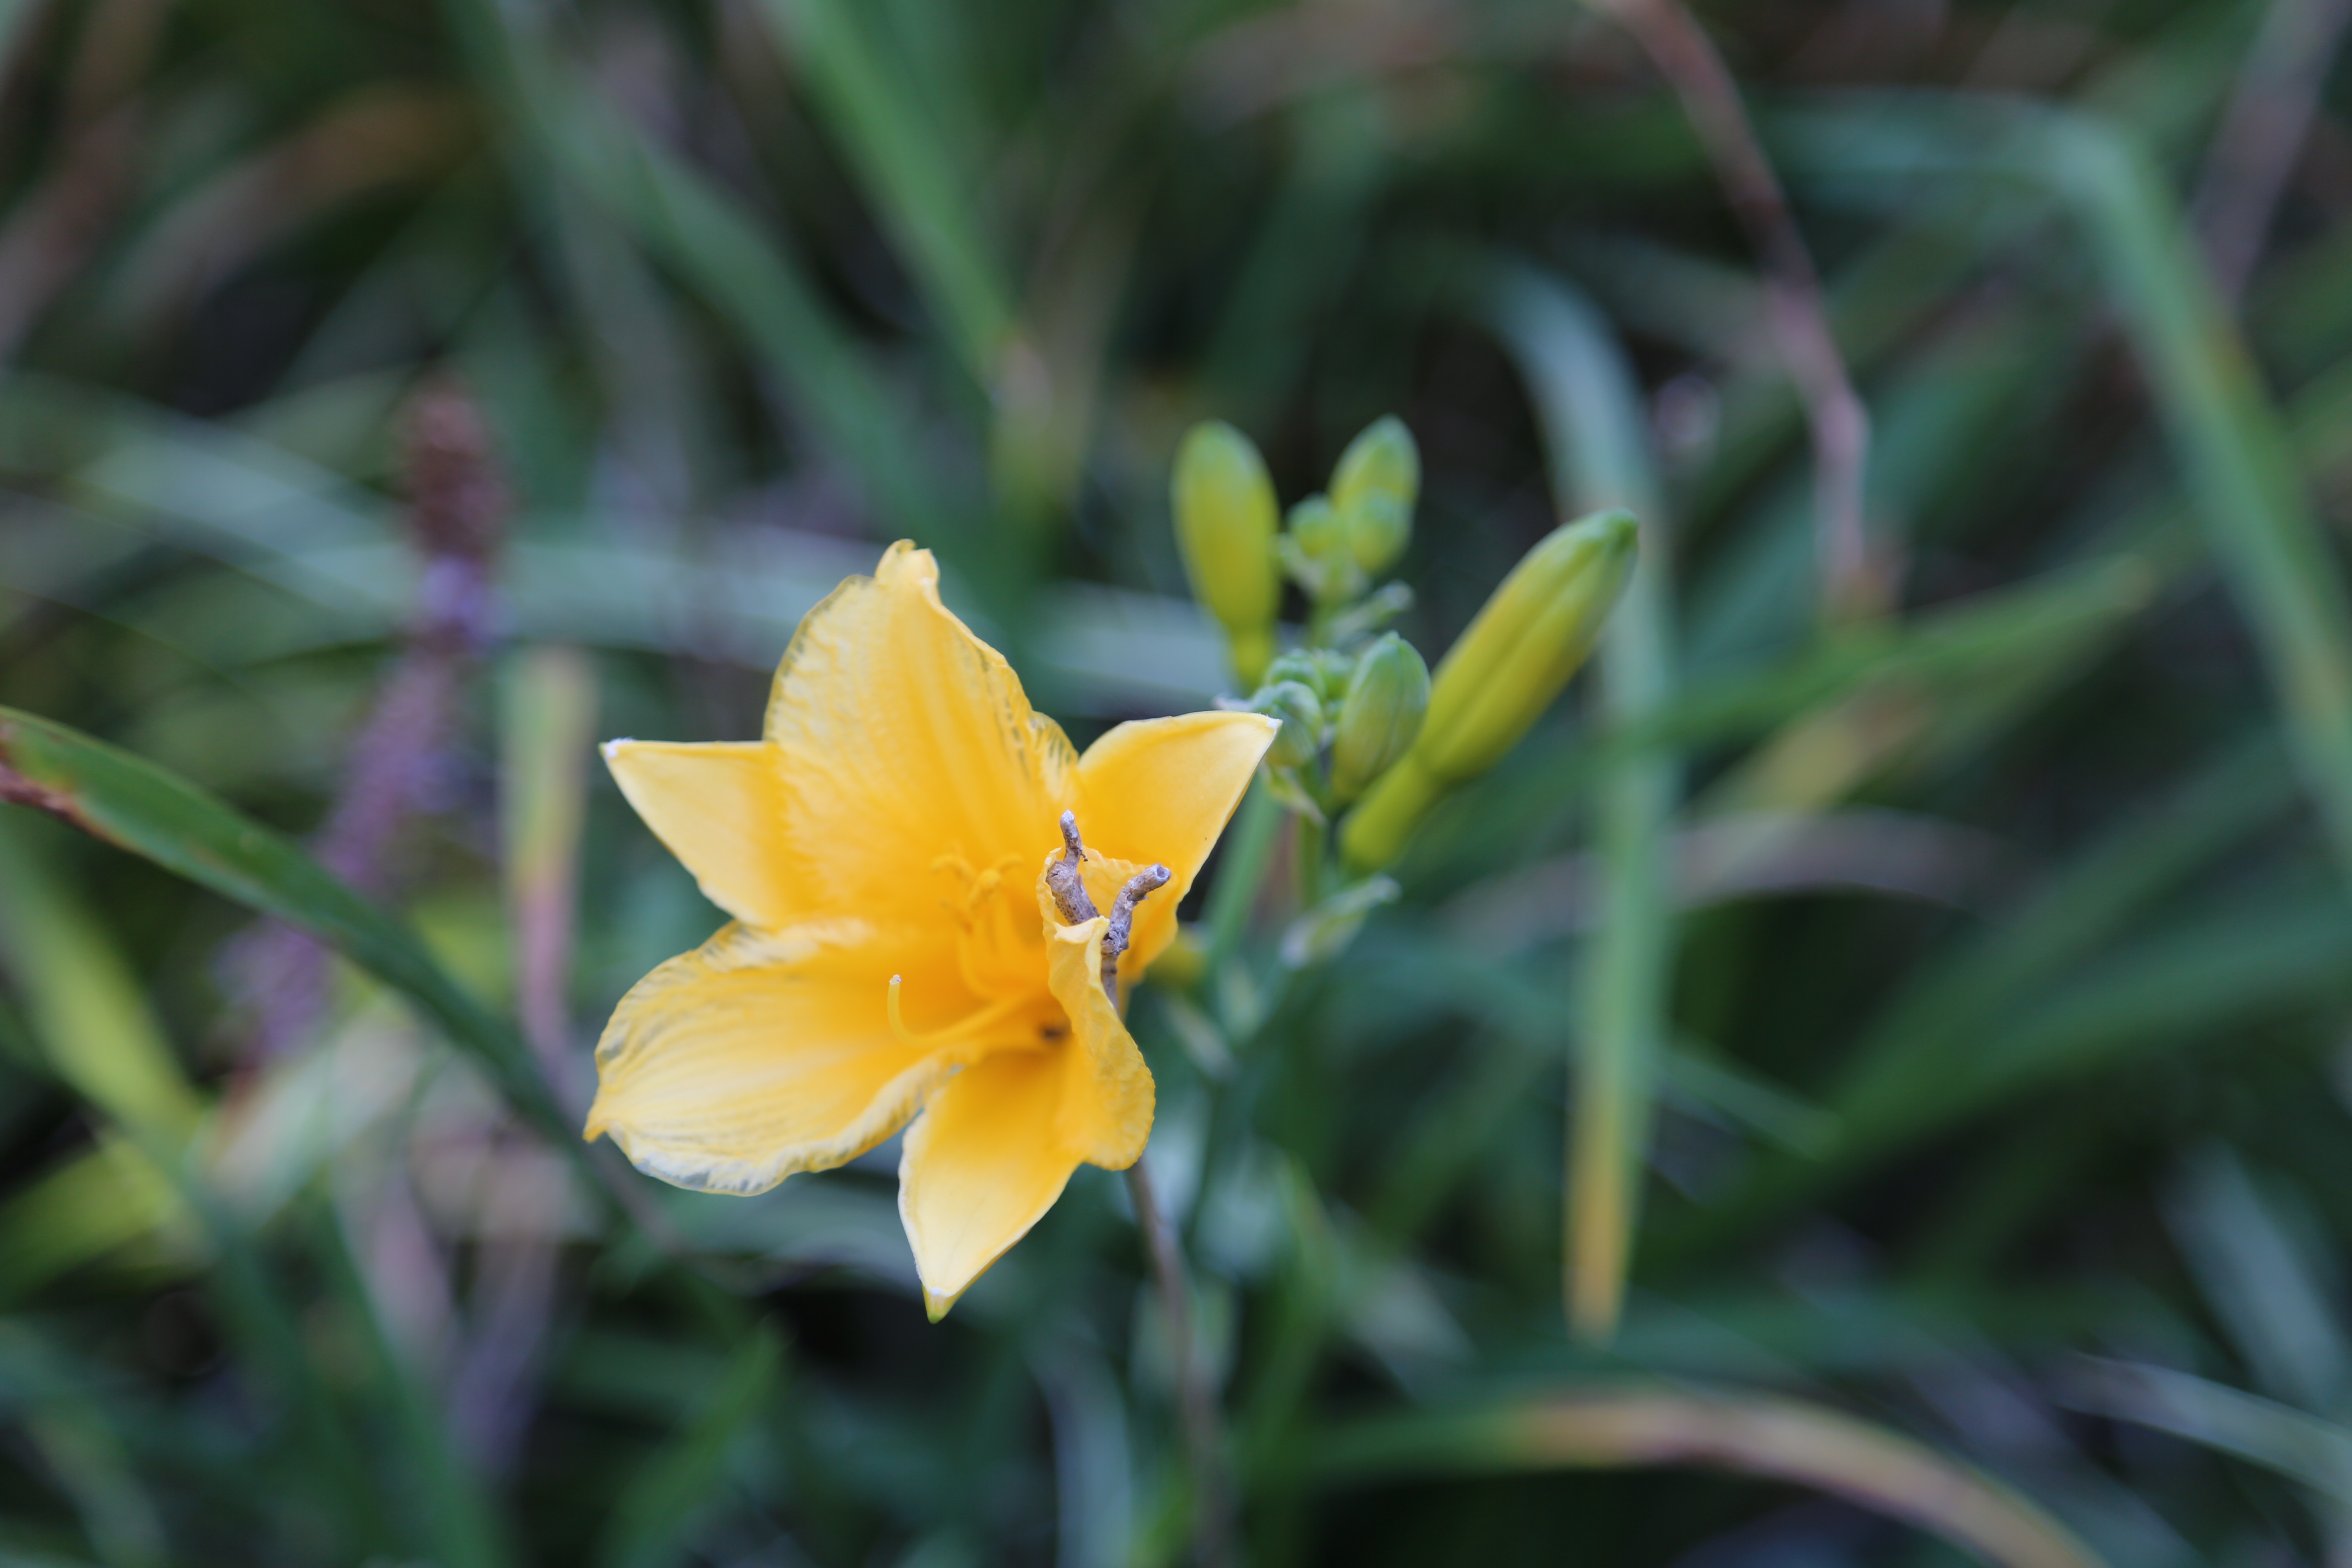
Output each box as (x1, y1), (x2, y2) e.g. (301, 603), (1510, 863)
(1276, 416), (1419, 609)
(1172, 416), (1423, 692)
(1170, 413), (1639, 878)
(1240, 632), (1431, 821)
(1339, 510), (1639, 871)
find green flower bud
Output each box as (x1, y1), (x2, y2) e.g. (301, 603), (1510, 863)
(1345, 492), (1411, 576)
(1172, 421), (1281, 685)
(1288, 494), (1344, 562)
(1329, 633), (1430, 804)
(1279, 493), (1365, 605)
(1331, 416), (1419, 575)
(1262, 650), (1327, 697)
(1252, 679), (1325, 771)
(1341, 510), (1638, 871)
(1261, 648), (1357, 704)
(1309, 648), (1357, 697)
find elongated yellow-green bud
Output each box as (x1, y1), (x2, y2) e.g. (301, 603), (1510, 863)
(1331, 416), (1418, 575)
(1340, 510), (1638, 870)
(1329, 633), (1428, 804)
(1172, 421), (1280, 685)
(1253, 679), (1325, 771)
(1287, 494), (1344, 564)
(1345, 494), (1410, 577)
(1278, 493), (1365, 606)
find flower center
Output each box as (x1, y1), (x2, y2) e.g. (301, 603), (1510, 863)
(900, 816), (1169, 1053)
(931, 848), (1033, 999)
(885, 976), (1045, 1051)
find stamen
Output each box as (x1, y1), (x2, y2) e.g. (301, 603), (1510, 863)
(1042, 811), (1173, 1001)
(1100, 863), (1172, 998)
(1046, 808), (1100, 925)
(1109, 864), (1172, 929)
(886, 975), (1033, 1051)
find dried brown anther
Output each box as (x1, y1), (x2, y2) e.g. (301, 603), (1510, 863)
(1047, 810), (1170, 999)
(1046, 810), (1100, 925)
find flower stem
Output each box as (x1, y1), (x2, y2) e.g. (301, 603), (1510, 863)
(1126, 1160), (1231, 1568)
(1203, 778), (1283, 973)
(1293, 813), (1327, 910)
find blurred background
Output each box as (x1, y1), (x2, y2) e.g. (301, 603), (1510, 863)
(9, 0), (2352, 1562)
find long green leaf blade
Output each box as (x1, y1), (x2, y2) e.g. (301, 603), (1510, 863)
(1487, 262), (1678, 1343)
(0, 706), (564, 1139)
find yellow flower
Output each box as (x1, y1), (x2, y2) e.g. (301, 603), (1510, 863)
(586, 542), (1276, 1318)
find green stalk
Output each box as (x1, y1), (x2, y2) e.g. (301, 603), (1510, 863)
(1203, 777), (1284, 974)
(1293, 813), (1327, 912)
(500, 645), (596, 1080)
(1486, 265), (1679, 1341)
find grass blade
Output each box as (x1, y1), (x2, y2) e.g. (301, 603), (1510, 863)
(594, 1330), (783, 1568)
(2066, 1357), (2352, 1505)
(1486, 263), (1677, 1342)
(1782, 95), (2352, 884)
(754, 0), (1013, 386)
(0, 819), (201, 1141)
(1312, 1383), (2110, 1568)
(430, 0), (966, 550)
(0, 706), (564, 1140)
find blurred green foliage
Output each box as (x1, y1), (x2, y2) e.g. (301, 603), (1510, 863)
(10, 0), (2352, 1562)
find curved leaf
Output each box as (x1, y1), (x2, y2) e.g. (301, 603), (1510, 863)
(1313, 1383), (2109, 1568)
(0, 705), (566, 1139)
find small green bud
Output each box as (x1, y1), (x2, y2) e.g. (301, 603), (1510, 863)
(1309, 648), (1357, 697)
(1262, 650), (1327, 697)
(1332, 416), (1420, 514)
(1345, 492), (1411, 576)
(1279, 494), (1364, 605)
(1260, 648), (1359, 704)
(1331, 416), (1419, 575)
(1341, 510), (1638, 871)
(1252, 680), (1325, 771)
(1172, 421), (1281, 686)
(1288, 494), (1344, 562)
(1328, 633), (1429, 804)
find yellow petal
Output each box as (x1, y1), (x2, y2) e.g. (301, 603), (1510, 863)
(602, 740), (802, 928)
(587, 920), (1031, 1195)
(1074, 710), (1277, 974)
(898, 916), (1153, 1317)
(1041, 915), (1154, 1168)
(897, 1050), (1080, 1319)
(765, 542), (1078, 919)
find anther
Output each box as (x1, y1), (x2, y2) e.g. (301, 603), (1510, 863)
(1100, 863), (1172, 998)
(1046, 809), (1100, 925)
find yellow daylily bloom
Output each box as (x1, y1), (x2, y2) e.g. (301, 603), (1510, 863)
(587, 542), (1277, 1317)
